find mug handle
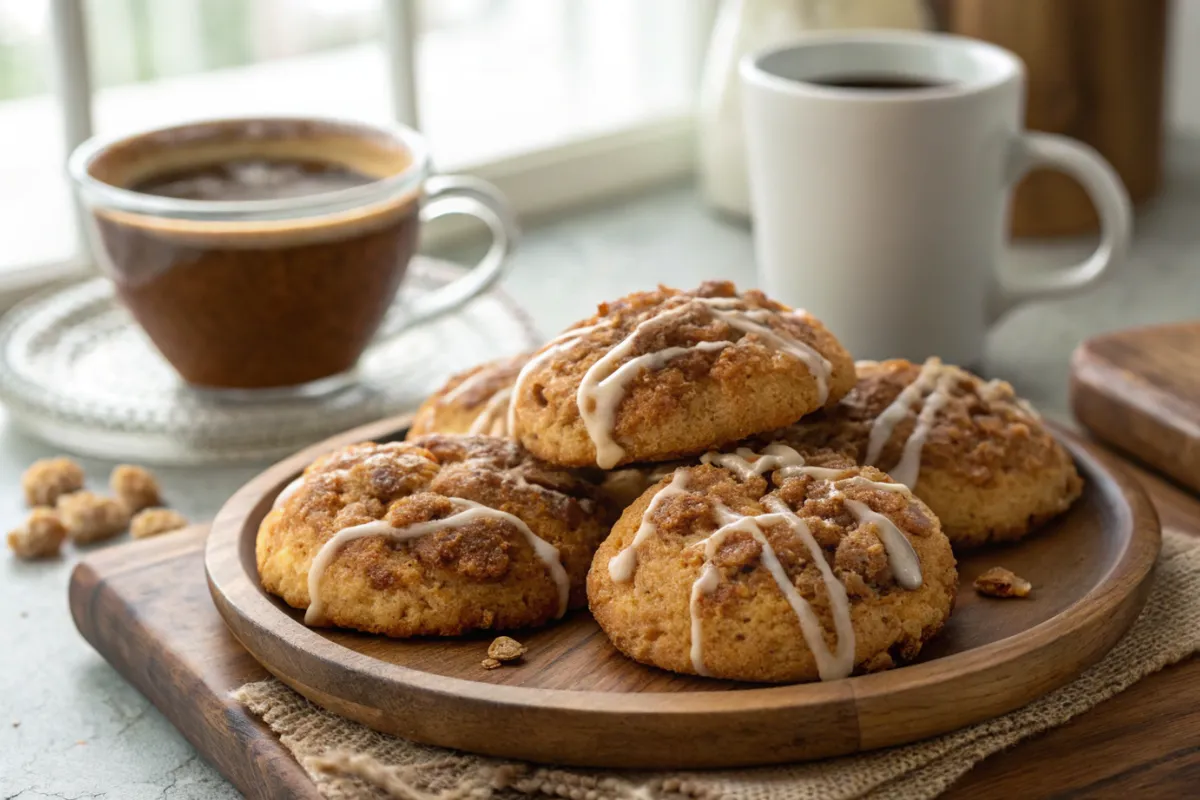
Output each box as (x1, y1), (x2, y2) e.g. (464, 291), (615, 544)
(373, 175), (518, 339)
(988, 133), (1133, 322)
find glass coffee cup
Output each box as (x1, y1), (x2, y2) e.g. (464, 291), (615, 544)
(68, 117), (516, 394)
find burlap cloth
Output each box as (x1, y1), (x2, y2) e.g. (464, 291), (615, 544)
(236, 530), (1200, 800)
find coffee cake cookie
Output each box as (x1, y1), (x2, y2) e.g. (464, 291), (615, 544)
(588, 444), (957, 683)
(774, 358), (1082, 547)
(407, 353), (529, 439)
(257, 434), (607, 637)
(508, 281), (855, 469)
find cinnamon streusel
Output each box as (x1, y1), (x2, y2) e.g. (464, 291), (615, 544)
(407, 353), (529, 439)
(587, 445), (957, 683)
(508, 281), (855, 469)
(257, 434), (608, 637)
(771, 359), (1082, 547)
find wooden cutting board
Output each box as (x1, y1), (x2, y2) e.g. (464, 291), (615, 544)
(1071, 322), (1200, 494)
(70, 459), (1200, 798)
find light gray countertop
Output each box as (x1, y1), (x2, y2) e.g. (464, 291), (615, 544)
(2, 143), (1199, 798)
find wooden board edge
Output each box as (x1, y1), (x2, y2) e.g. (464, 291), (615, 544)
(1070, 344), (1200, 494)
(68, 533), (321, 800)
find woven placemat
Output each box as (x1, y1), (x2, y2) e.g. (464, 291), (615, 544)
(236, 530), (1200, 800)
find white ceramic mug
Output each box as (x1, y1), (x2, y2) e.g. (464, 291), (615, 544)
(740, 31), (1133, 365)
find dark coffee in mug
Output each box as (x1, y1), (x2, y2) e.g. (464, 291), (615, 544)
(810, 74), (948, 90)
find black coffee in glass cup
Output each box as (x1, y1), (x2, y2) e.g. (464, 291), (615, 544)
(68, 117), (517, 393)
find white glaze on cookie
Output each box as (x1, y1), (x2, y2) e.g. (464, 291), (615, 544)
(610, 448), (925, 681)
(688, 499), (856, 680)
(607, 469), (690, 582)
(507, 323), (607, 435)
(467, 386), (512, 436)
(575, 297), (834, 469)
(273, 475), (306, 509)
(305, 498), (569, 625)
(863, 357), (961, 489)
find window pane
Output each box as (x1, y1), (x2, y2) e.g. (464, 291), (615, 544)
(417, 0), (699, 168)
(87, 0), (392, 138)
(0, 0), (76, 271)
(0, 0), (705, 279)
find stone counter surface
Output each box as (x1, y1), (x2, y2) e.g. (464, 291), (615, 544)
(3, 144), (1199, 798)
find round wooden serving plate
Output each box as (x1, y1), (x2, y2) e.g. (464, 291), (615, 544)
(207, 416), (1160, 769)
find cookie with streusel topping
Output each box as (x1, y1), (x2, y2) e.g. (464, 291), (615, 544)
(256, 434), (608, 637)
(509, 281), (856, 470)
(773, 359), (1082, 547)
(407, 353), (530, 439)
(587, 448), (957, 683)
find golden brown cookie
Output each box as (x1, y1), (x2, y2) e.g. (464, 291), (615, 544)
(407, 353), (530, 439)
(509, 281), (855, 469)
(257, 434), (608, 637)
(774, 358), (1082, 547)
(587, 444), (957, 683)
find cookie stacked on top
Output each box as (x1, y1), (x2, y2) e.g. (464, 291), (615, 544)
(258, 281), (1081, 684)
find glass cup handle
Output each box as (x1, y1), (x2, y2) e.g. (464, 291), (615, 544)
(374, 175), (518, 340)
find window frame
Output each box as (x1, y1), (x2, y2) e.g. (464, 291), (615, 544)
(6, 0), (714, 303)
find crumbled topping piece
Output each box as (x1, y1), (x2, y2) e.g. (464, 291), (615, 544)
(110, 464), (162, 512)
(57, 491), (130, 544)
(22, 457), (84, 507)
(131, 508), (188, 540)
(481, 658), (503, 670)
(7, 508), (67, 559)
(487, 635), (528, 663)
(974, 567), (1032, 598)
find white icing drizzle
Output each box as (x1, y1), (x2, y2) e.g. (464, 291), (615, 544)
(304, 499), (569, 626)
(612, 444), (922, 681)
(577, 303), (725, 469)
(581, 339), (733, 468)
(702, 304), (832, 405)
(467, 386), (513, 436)
(863, 357), (960, 489)
(761, 496), (856, 679)
(273, 476), (306, 509)
(607, 469), (690, 581)
(836, 475), (913, 494)
(440, 367), (496, 406)
(507, 323), (606, 435)
(575, 297), (834, 469)
(888, 372), (955, 488)
(702, 442), (864, 486)
(688, 500), (856, 680)
(864, 357), (943, 467)
(835, 493), (923, 591)
(688, 562), (721, 675)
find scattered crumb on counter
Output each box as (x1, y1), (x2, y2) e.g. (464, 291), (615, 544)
(110, 464), (162, 513)
(21, 457), (84, 507)
(974, 567), (1032, 598)
(12, 721), (19, 728)
(57, 491), (130, 545)
(481, 658), (502, 670)
(131, 508), (188, 540)
(488, 636), (528, 663)
(7, 507), (67, 560)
